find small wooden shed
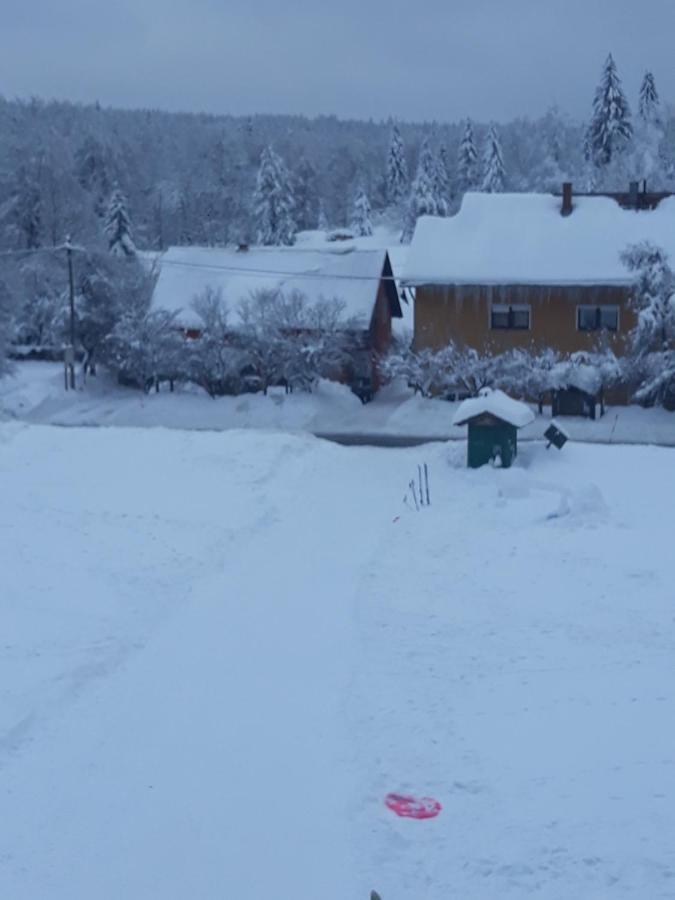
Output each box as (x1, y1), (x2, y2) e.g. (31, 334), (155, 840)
(453, 389), (535, 469)
(551, 385), (603, 420)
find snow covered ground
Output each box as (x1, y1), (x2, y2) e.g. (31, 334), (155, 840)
(1, 422), (674, 899)
(2, 360), (675, 445)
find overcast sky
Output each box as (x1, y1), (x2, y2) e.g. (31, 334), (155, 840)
(1, 0), (673, 123)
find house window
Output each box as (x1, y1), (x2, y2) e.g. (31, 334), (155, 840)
(490, 304), (531, 330)
(577, 305), (619, 332)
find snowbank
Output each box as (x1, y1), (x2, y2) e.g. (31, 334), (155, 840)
(2, 362), (675, 446)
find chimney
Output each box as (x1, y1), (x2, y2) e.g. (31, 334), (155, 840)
(629, 181), (639, 209)
(561, 182), (573, 216)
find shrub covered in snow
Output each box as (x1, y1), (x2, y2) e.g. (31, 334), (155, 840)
(2, 252), (68, 358)
(105, 309), (185, 392)
(237, 289), (356, 394)
(382, 341), (624, 406)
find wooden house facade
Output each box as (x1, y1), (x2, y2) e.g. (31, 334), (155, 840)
(404, 184), (675, 404)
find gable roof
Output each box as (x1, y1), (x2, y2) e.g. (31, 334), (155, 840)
(404, 192), (675, 287)
(152, 245), (401, 328)
(453, 389), (535, 429)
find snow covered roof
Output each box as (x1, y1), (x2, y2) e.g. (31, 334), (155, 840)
(152, 245), (400, 328)
(452, 389), (535, 428)
(404, 192), (675, 286)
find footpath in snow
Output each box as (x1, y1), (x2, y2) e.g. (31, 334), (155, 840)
(1, 423), (674, 898)
(2, 360), (675, 445)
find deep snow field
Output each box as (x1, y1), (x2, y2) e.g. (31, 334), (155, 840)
(1, 422), (674, 899)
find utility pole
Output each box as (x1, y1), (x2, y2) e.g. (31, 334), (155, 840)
(64, 236), (76, 390)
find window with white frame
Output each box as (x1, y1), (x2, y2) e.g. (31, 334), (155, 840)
(577, 305), (619, 332)
(490, 304), (531, 330)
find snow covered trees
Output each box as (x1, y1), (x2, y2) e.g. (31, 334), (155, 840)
(11, 254), (67, 353)
(456, 119), (479, 193)
(0, 279), (16, 376)
(639, 71), (660, 125)
(401, 169), (436, 244)
(105, 189), (136, 257)
(633, 71), (666, 185)
(434, 146), (450, 215)
(350, 186), (373, 237)
(253, 146), (296, 246)
(621, 242), (675, 404)
(185, 288), (249, 397)
(77, 254), (156, 373)
(105, 309), (184, 392)
(8, 163), (43, 249)
(293, 157), (318, 232)
(401, 137), (446, 243)
(237, 290), (352, 394)
(386, 124), (409, 206)
(481, 124), (506, 193)
(585, 53), (633, 169)
(381, 341), (623, 408)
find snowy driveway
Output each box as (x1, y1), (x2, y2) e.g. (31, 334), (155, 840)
(1, 424), (674, 899)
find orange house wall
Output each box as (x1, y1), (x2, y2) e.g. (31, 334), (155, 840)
(413, 284), (635, 356)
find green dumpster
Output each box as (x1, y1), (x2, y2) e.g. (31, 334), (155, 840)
(467, 416), (518, 468)
(452, 388), (535, 469)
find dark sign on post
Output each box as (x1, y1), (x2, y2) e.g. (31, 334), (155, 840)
(545, 422), (569, 450)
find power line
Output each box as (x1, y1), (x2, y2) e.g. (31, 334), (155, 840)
(0, 246), (64, 259)
(157, 256), (404, 284)
(0, 244), (411, 288)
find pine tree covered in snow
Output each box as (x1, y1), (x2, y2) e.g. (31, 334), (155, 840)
(457, 119), (479, 193)
(253, 146), (296, 246)
(104, 189), (136, 257)
(639, 72), (660, 125)
(350, 186), (373, 237)
(317, 201), (329, 232)
(481, 124), (506, 192)
(418, 137), (437, 184)
(434, 146), (450, 215)
(293, 157), (318, 231)
(585, 53), (633, 168)
(621, 241), (675, 404)
(386, 124), (409, 206)
(400, 137), (447, 242)
(633, 71), (666, 185)
(401, 169), (438, 244)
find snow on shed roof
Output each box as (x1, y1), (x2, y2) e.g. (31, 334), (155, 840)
(152, 245), (396, 328)
(404, 192), (675, 287)
(453, 389), (535, 428)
